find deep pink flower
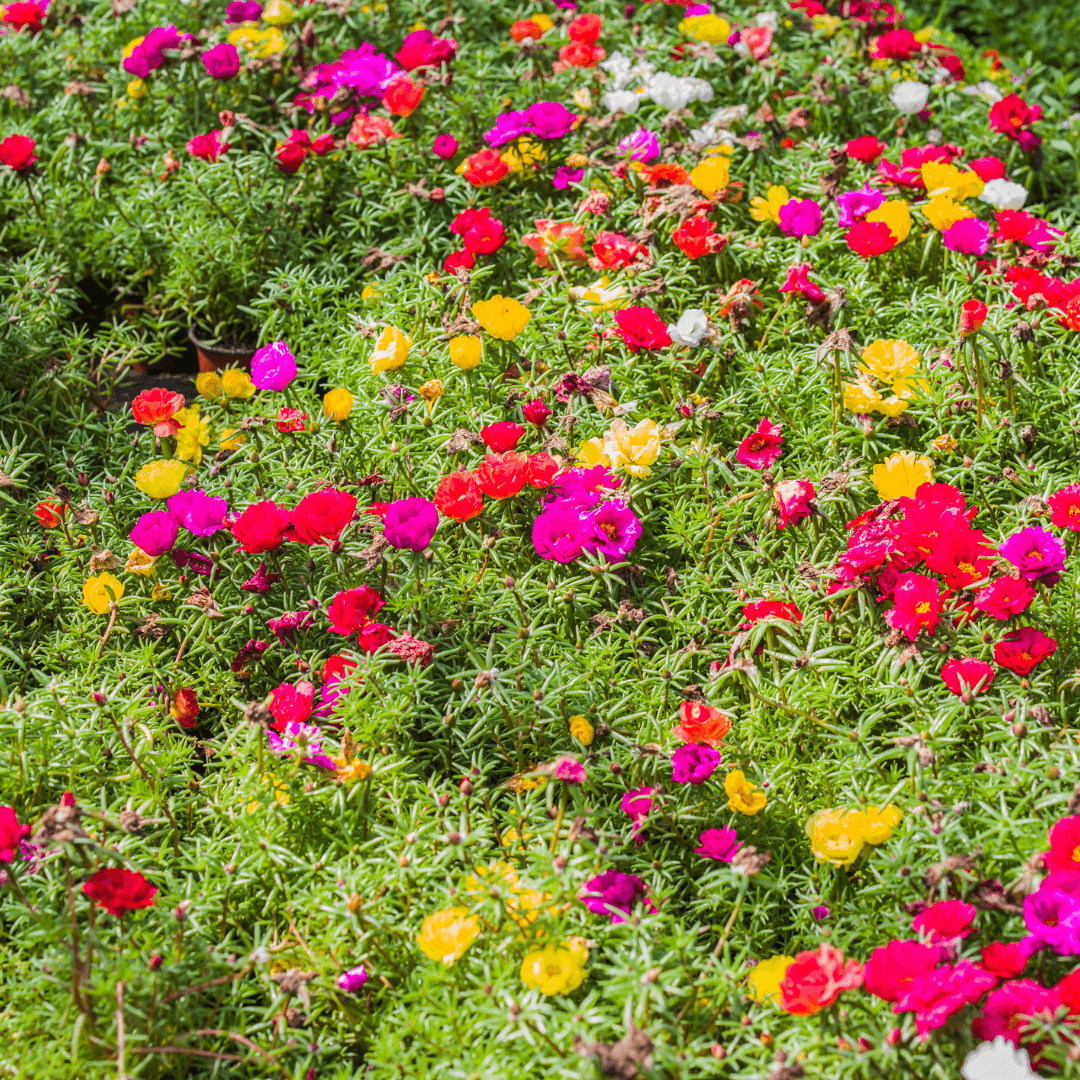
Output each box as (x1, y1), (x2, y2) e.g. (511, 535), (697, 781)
(941, 658), (995, 697)
(270, 681), (316, 729)
(580, 870), (655, 924)
(288, 488), (357, 547)
(241, 561), (281, 593)
(327, 586), (386, 636)
(863, 940), (941, 1002)
(1023, 889), (1080, 955)
(583, 500), (642, 561)
(943, 217), (992, 256)
(999, 526), (1067, 584)
(974, 978), (1060, 1047)
(912, 899), (977, 943)
(1044, 816), (1080, 875)
(555, 756), (586, 784)
(613, 307), (671, 353)
(432, 133), (458, 159)
(773, 479), (815, 528)
(250, 340), (297, 391)
(202, 42), (240, 79)
(232, 500), (291, 553)
(777, 199), (822, 237)
(523, 397), (551, 426)
(973, 576), (1036, 620)
(168, 489), (227, 536)
(130, 510), (179, 557)
(186, 130), (229, 163)
(778, 263), (825, 303)
(994, 627), (1057, 676)
(383, 497), (439, 551)
(694, 827), (742, 862)
(532, 506), (589, 563)
(893, 961), (997, 1037)
(735, 417), (783, 470)
(671, 744), (721, 785)
(0, 807), (31, 864)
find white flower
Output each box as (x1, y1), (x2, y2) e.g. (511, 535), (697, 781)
(962, 1038), (1037, 1080)
(890, 80), (930, 115)
(645, 72), (691, 110)
(599, 51), (633, 89)
(962, 80), (1004, 103)
(980, 178), (1029, 211)
(668, 309), (711, 347)
(709, 104), (749, 127)
(754, 10), (778, 30)
(602, 89), (640, 114)
(733, 41), (750, 57)
(683, 77), (714, 104)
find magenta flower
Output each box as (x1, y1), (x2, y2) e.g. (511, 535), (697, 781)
(168, 489), (228, 536)
(621, 786), (654, 822)
(383, 497), (439, 551)
(543, 466), (621, 511)
(1023, 889), (1080, 955)
(694, 827), (742, 861)
(336, 965), (369, 992)
(778, 199), (823, 237)
(122, 24), (181, 78)
(999, 526), (1066, 584)
(554, 756), (586, 784)
(241, 561), (281, 593)
(893, 961), (997, 1038)
(202, 42), (240, 80)
(671, 744), (721, 785)
(525, 101), (576, 139)
(552, 165), (585, 189)
(225, 1), (261, 22)
(268, 720), (335, 770)
(583, 500), (642, 561)
(432, 133), (458, 158)
(316, 673), (352, 719)
(267, 610), (315, 643)
(580, 870), (656, 923)
(532, 505), (589, 563)
(130, 510), (179, 557)
(836, 182), (885, 228)
(735, 417), (784, 470)
(250, 340), (297, 391)
(943, 217), (992, 255)
(812, 905), (830, 921)
(617, 128), (660, 163)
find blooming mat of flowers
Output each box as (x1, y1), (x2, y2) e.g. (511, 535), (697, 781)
(3, 0), (1080, 1077)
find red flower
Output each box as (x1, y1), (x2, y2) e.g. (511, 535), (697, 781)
(231, 500), (292, 553)
(871, 29), (919, 60)
(994, 626), (1057, 676)
(443, 249), (475, 273)
(33, 499), (65, 528)
(973, 576), (1036, 620)
(969, 155), (1005, 182)
(773, 479), (815, 528)
(275, 140), (307, 174)
(269, 681), (315, 729)
(322, 654), (358, 682)
(567, 12), (602, 44)
(525, 452), (560, 488)
(2, 2), (44, 32)
(989, 94), (1042, 142)
(863, 940), (941, 1001)
(779, 943), (863, 1016)
(434, 472), (484, 522)
(131, 387), (185, 437)
(1048, 484), (1080, 532)
(958, 299), (988, 336)
(742, 600), (801, 626)
(364, 501), (389, 520)
(941, 657), (995, 697)
(913, 899), (977, 943)
(1045, 816), (1080, 874)
(672, 215), (727, 259)
(476, 452), (529, 499)
(523, 397), (551, 426)
(637, 162), (689, 188)
(480, 421), (524, 453)
(287, 488), (357, 546)
(510, 18), (544, 42)
(451, 208), (506, 255)
(613, 307), (671, 353)
(845, 220), (896, 258)
(923, 527), (995, 589)
(327, 585), (386, 635)
(981, 940), (1033, 979)
(0, 806), (31, 863)
(558, 40), (603, 67)
(170, 688), (200, 729)
(186, 130), (229, 163)
(276, 407), (307, 433)
(383, 77), (424, 117)
(590, 231), (648, 270)
(83, 867), (157, 917)
(395, 29), (457, 70)
(462, 148), (508, 187)
(735, 416), (783, 470)
(358, 623), (396, 653)
(0, 133), (38, 171)
(845, 135), (885, 163)
(884, 572), (941, 641)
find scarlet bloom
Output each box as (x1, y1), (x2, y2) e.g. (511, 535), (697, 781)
(186, 130), (229, 162)
(924, 528), (995, 589)
(969, 155), (1005, 182)
(773, 479), (815, 528)
(231, 500), (292, 553)
(735, 417), (783, 470)
(275, 140), (307, 174)
(462, 148), (508, 187)
(941, 658), (995, 697)
(779, 944), (863, 1016)
(523, 397), (551, 426)
(672, 215), (727, 259)
(480, 421), (524, 453)
(846, 220), (896, 258)
(913, 899), (977, 943)
(451, 208), (506, 255)
(33, 500), (65, 528)
(846, 135), (886, 163)
(884, 572), (941, 641)
(434, 472), (484, 522)
(958, 299), (988, 336)
(671, 702), (730, 747)
(287, 488), (357, 546)
(525, 452), (560, 488)
(83, 867), (157, 917)
(637, 162), (689, 188)
(383, 77), (424, 117)
(1045, 816), (1080, 875)
(981, 940), (1033, 979)
(2, 2), (45, 32)
(476, 452), (529, 499)
(863, 940), (940, 1002)
(590, 231), (648, 270)
(510, 19), (544, 43)
(742, 600), (801, 626)
(989, 94), (1043, 146)
(973, 576), (1036, 620)
(558, 40), (603, 68)
(994, 626), (1057, 676)
(358, 623), (396, 653)
(871, 28), (919, 60)
(0, 134), (38, 172)
(568, 12), (602, 45)
(613, 307), (671, 353)
(1048, 483), (1080, 532)
(131, 387), (185, 437)
(327, 586), (386, 636)
(171, 688), (200, 729)
(0, 806), (31, 863)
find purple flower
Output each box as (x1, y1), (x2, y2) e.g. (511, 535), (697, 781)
(694, 827), (742, 861)
(168, 489), (228, 536)
(524, 101), (577, 140)
(333, 44), (400, 96)
(580, 870), (655, 923)
(583, 500), (643, 562)
(555, 756), (586, 784)
(268, 720), (335, 770)
(1023, 889), (1080, 955)
(812, 905), (830, 921)
(671, 744), (721, 785)
(943, 217), (992, 255)
(202, 42), (240, 80)
(130, 510), (179, 557)
(241, 561), (281, 593)
(268, 610), (315, 643)
(251, 340), (297, 391)
(336, 965), (369, 992)
(836, 182), (885, 229)
(999, 526), (1066, 584)
(225, 1), (262, 22)
(617, 128), (660, 163)
(171, 549), (214, 576)
(383, 497), (439, 551)
(432, 133), (458, 159)
(552, 165), (584, 190)
(532, 506), (590, 563)
(778, 199), (823, 237)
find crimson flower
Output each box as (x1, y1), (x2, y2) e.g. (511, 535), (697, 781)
(846, 220), (896, 258)
(973, 575), (1035, 620)
(773, 479), (815, 528)
(231, 500), (292, 553)
(884, 572), (941, 641)
(613, 307), (671, 353)
(451, 208), (506, 255)
(735, 417), (783, 470)
(287, 488), (357, 546)
(327, 586), (386, 636)
(1048, 483), (1080, 532)
(480, 421), (523, 453)
(913, 899), (977, 943)
(186, 129), (230, 162)
(0, 134), (38, 171)
(862, 940), (940, 1002)
(994, 626), (1057, 676)
(0, 806), (31, 863)
(83, 867), (157, 917)
(845, 135), (885, 162)
(941, 657), (995, 697)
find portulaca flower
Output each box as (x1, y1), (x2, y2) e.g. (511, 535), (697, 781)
(890, 80), (930, 115)
(603, 89), (640, 114)
(667, 309), (711, 347)
(962, 1038), (1037, 1080)
(599, 51), (633, 90)
(980, 178), (1029, 210)
(962, 80), (1004, 103)
(754, 10), (779, 30)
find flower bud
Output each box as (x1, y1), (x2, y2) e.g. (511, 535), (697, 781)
(175, 899), (192, 922)
(149, 954), (163, 971)
(104, 491), (115, 505)
(347, 893), (363, 913)
(459, 778), (473, 796)
(78, 472), (89, 487)
(92, 692), (107, 706)
(446, 831), (462, 845)
(1012, 722), (1027, 738)
(437, 793), (450, 807)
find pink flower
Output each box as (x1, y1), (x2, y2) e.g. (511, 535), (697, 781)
(270, 681), (316, 728)
(554, 756), (586, 784)
(773, 479), (815, 528)
(943, 218), (992, 256)
(250, 340), (297, 391)
(671, 744), (721, 785)
(941, 657), (995, 697)
(432, 133), (458, 159)
(735, 417), (783, 470)
(0, 806), (31, 863)
(893, 962), (997, 1037)
(202, 42), (240, 79)
(694, 827), (741, 862)
(974, 978), (1059, 1048)
(863, 940), (941, 1002)
(186, 129), (229, 162)
(912, 899), (977, 943)
(130, 510), (179, 557)
(779, 262), (826, 303)
(884, 572), (941, 642)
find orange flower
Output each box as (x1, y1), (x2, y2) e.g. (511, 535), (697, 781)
(462, 148), (509, 187)
(131, 387), (185, 437)
(171, 688), (200, 729)
(637, 163), (689, 188)
(383, 76), (423, 117)
(558, 40), (604, 67)
(717, 278), (764, 317)
(348, 114), (400, 149)
(33, 500), (65, 528)
(521, 219), (587, 268)
(476, 452), (528, 499)
(671, 702), (731, 747)
(511, 18), (544, 42)
(779, 944), (864, 1016)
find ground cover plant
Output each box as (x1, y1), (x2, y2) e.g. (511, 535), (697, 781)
(3, 0), (1080, 1077)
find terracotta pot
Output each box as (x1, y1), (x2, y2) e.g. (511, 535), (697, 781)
(188, 327), (257, 373)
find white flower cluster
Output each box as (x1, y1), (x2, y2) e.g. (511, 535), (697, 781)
(667, 309), (718, 347)
(962, 1038), (1037, 1080)
(600, 51), (714, 113)
(690, 103), (748, 147)
(980, 178), (1029, 211)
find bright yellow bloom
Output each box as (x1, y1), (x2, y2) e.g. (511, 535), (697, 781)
(568, 276), (628, 313)
(872, 451), (933, 500)
(607, 418), (661, 478)
(221, 369), (255, 399)
(679, 14), (732, 43)
(196, 372), (224, 400)
(843, 381), (882, 415)
(521, 941), (588, 995)
(508, 888), (555, 929)
(127, 78), (146, 100)
(725, 770), (767, 815)
(569, 715), (594, 746)
(921, 161), (984, 201)
(83, 573), (124, 614)
(807, 808), (867, 866)
(124, 549), (158, 577)
(369, 326), (411, 373)
(576, 437), (613, 468)
(749, 185), (789, 224)
(748, 955), (795, 1003)
(361, 285), (382, 301)
(462, 861), (520, 896)
(261, 0), (294, 24)
(220, 428), (246, 450)
(418, 379), (445, 404)
(174, 405), (209, 464)
(529, 12), (553, 32)
(689, 155), (731, 199)
(860, 338), (920, 382)
(812, 13), (841, 35)
(876, 386), (913, 418)
(472, 296), (531, 341)
(135, 459), (188, 499)
(449, 335), (483, 370)
(228, 26), (286, 56)
(923, 195), (974, 232)
(860, 804), (902, 845)
(866, 200), (911, 243)
(501, 138), (547, 174)
(933, 433), (958, 453)
(416, 908), (480, 965)
(322, 388), (354, 421)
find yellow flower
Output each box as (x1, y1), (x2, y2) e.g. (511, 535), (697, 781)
(860, 338), (920, 382)
(228, 25), (286, 56)
(261, 0), (294, 24)
(417, 908), (481, 965)
(369, 326), (411, 373)
(569, 715), (594, 746)
(748, 956), (795, 1003)
(812, 13), (841, 35)
(508, 887), (556, 929)
(174, 405), (210, 464)
(921, 161), (983, 201)
(127, 78), (146, 100)
(872, 451), (933, 500)
(607, 418), (661, 478)
(449, 335), (483, 370)
(361, 285), (382, 301)
(529, 11), (553, 32)
(196, 372), (224, 400)
(923, 195), (974, 232)
(933, 433), (958, 453)
(843, 381), (882, 414)
(689, 155), (731, 199)
(568, 276), (628, 313)
(807, 808), (867, 866)
(861, 804), (902, 845)
(725, 770), (767, 815)
(322, 388), (354, 421)
(151, 582), (172, 601)
(576, 436), (613, 469)
(571, 89), (592, 112)
(82, 573), (125, 614)
(135, 458), (188, 499)
(501, 138), (547, 174)
(678, 13), (732, 42)
(221, 369), (255, 399)
(471, 296), (530, 341)
(462, 861), (520, 896)
(749, 185), (789, 224)
(124, 549), (158, 577)
(418, 379), (445, 404)
(220, 428), (246, 450)
(335, 758), (372, 784)
(865, 200), (911, 243)
(520, 942), (588, 995)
